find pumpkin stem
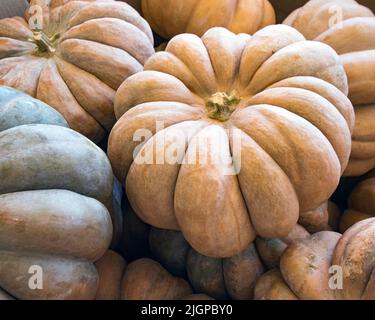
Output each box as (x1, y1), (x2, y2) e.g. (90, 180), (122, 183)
(31, 30), (58, 54)
(206, 91), (241, 122)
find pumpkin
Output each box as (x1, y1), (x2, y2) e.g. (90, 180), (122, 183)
(270, 0), (374, 22)
(95, 252), (194, 300)
(0, 85), (68, 131)
(117, 197), (151, 261)
(141, 0), (276, 39)
(0, 90), (114, 299)
(255, 218), (375, 300)
(283, 0), (375, 176)
(149, 227), (265, 300)
(340, 173), (375, 232)
(255, 224), (310, 270)
(109, 25), (354, 258)
(0, 0), (154, 143)
(299, 201), (341, 233)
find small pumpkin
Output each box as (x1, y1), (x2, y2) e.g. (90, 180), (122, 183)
(109, 25), (354, 258)
(299, 201), (341, 233)
(0, 0), (154, 142)
(95, 252), (194, 300)
(254, 218), (375, 300)
(141, 0), (276, 39)
(284, 0), (375, 176)
(0, 91), (114, 299)
(149, 228), (265, 300)
(340, 173), (375, 232)
(255, 224), (310, 270)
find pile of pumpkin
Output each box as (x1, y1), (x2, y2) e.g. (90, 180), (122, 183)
(0, 0), (374, 300)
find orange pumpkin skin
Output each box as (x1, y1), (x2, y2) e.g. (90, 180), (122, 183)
(255, 218), (375, 300)
(141, 0), (276, 39)
(340, 175), (375, 232)
(0, 0), (154, 143)
(109, 25), (353, 258)
(121, 258), (192, 300)
(284, 0), (375, 177)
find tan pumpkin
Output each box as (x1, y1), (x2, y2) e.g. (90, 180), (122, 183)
(255, 224), (310, 270)
(149, 227), (265, 300)
(255, 218), (375, 300)
(340, 173), (375, 232)
(0, 0), (154, 143)
(109, 25), (354, 258)
(141, 0), (276, 39)
(270, 0), (374, 21)
(0, 89), (114, 299)
(95, 252), (194, 300)
(299, 201), (341, 233)
(284, 0), (375, 176)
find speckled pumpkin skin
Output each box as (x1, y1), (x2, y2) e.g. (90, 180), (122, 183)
(255, 218), (375, 300)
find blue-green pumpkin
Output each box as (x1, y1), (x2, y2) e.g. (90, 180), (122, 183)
(0, 85), (68, 132)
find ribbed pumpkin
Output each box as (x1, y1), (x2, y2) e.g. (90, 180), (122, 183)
(255, 218), (375, 300)
(109, 25), (354, 258)
(141, 0), (276, 39)
(340, 172), (375, 232)
(0, 88), (114, 299)
(149, 227), (265, 300)
(284, 0), (375, 176)
(0, 0), (154, 143)
(95, 252), (195, 300)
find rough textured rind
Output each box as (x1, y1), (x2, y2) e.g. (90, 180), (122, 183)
(254, 218), (375, 300)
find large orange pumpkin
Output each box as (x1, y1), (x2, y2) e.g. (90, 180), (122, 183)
(141, 0), (276, 39)
(109, 25), (354, 258)
(283, 0), (375, 176)
(255, 218), (375, 300)
(0, 0), (154, 143)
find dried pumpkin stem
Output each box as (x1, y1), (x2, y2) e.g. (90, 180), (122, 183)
(206, 91), (241, 122)
(32, 30), (58, 54)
